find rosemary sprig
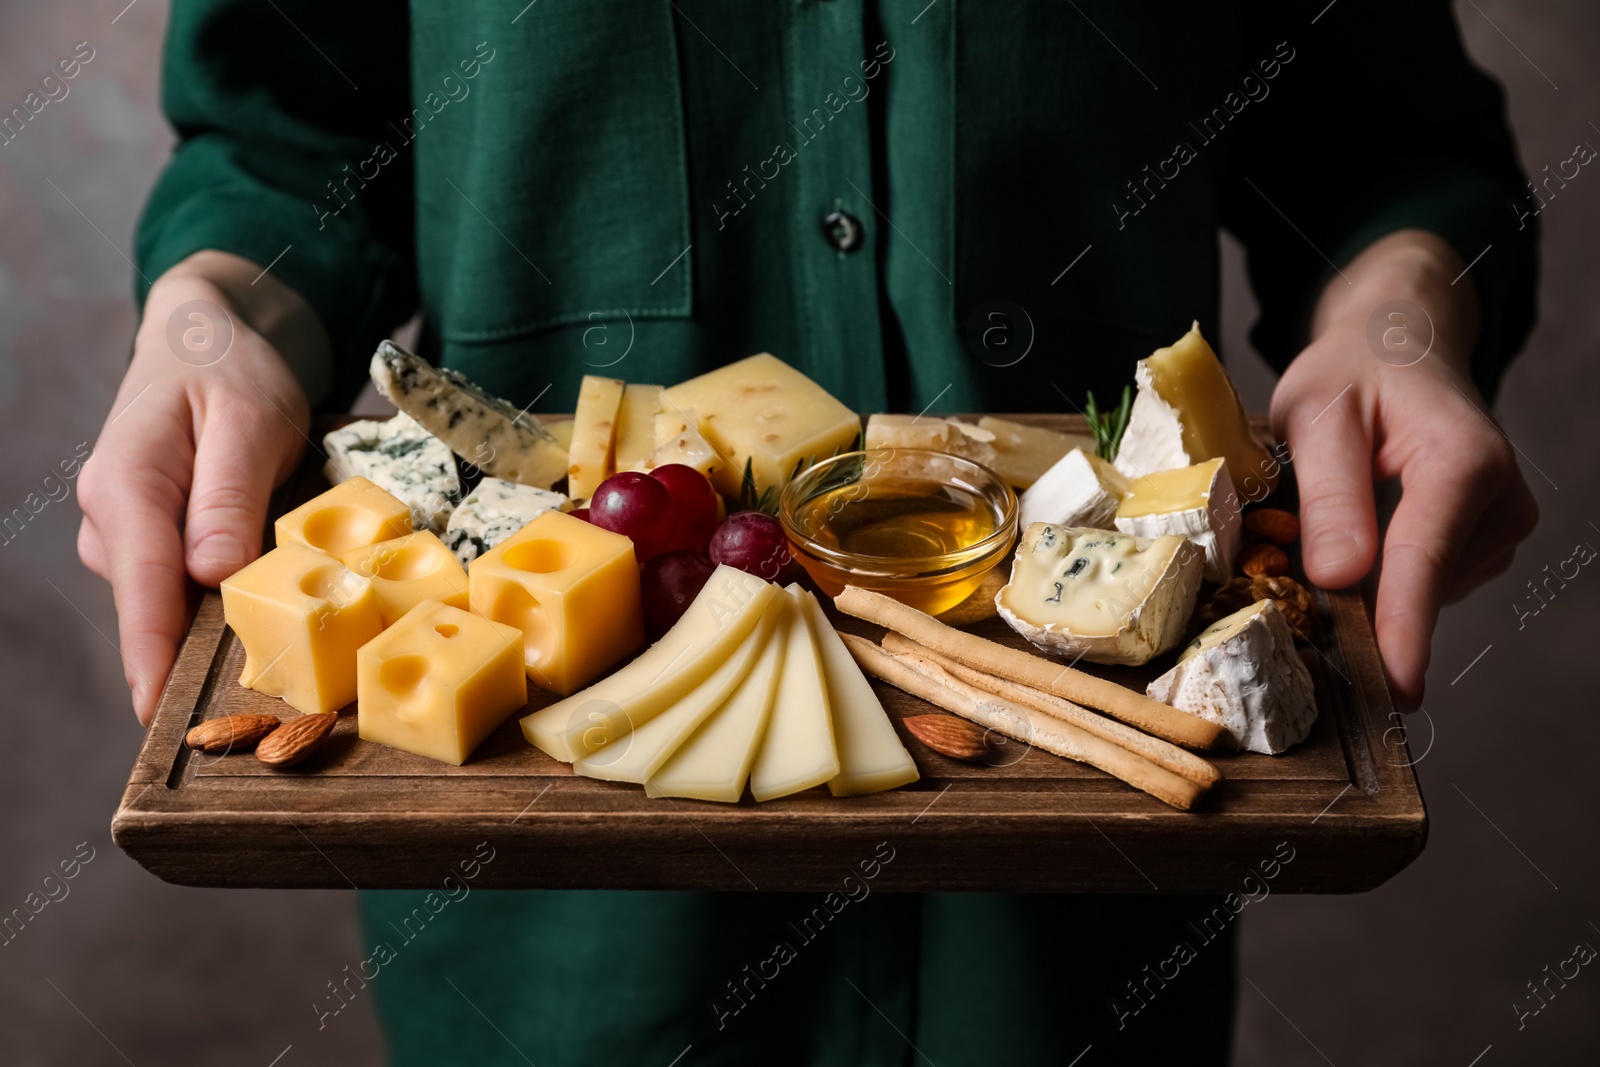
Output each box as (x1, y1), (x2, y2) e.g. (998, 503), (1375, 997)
(1085, 385), (1133, 461)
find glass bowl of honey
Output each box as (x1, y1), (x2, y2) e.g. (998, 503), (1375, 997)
(779, 448), (1018, 616)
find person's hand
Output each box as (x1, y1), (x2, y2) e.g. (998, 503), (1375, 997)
(1270, 231), (1538, 707)
(79, 252), (328, 724)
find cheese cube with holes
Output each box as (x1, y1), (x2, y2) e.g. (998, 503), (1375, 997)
(469, 510), (644, 695)
(662, 353), (861, 497)
(339, 531), (469, 625)
(220, 542), (384, 714)
(356, 600), (527, 765)
(274, 477), (413, 558)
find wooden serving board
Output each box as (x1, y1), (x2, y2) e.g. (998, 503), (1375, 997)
(112, 416), (1425, 893)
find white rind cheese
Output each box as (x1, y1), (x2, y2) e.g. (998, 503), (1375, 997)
(995, 524), (1202, 666)
(1114, 360), (1191, 479)
(1019, 448), (1131, 531)
(1114, 457), (1241, 583)
(369, 341), (568, 488)
(1146, 599), (1316, 754)
(322, 413), (461, 534)
(443, 478), (570, 567)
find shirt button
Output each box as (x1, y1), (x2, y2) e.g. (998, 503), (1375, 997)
(821, 210), (863, 252)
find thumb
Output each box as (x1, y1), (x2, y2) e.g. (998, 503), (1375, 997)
(1274, 383), (1379, 589)
(185, 405), (292, 586)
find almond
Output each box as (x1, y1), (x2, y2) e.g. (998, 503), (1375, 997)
(1243, 507), (1300, 545)
(255, 713), (339, 767)
(185, 713), (282, 754)
(904, 714), (991, 761)
(1239, 542), (1290, 579)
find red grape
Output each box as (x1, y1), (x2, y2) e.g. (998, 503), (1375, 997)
(569, 507), (591, 523)
(709, 511), (798, 584)
(649, 464), (719, 555)
(588, 472), (674, 560)
(641, 552), (716, 636)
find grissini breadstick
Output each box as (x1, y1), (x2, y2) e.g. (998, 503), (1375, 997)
(834, 585), (1228, 750)
(880, 631), (1220, 788)
(841, 633), (1208, 811)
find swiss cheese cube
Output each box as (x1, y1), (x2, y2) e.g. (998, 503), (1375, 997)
(662, 353), (860, 498)
(220, 543), (384, 714)
(356, 600), (528, 765)
(469, 510), (643, 696)
(274, 477), (412, 557)
(567, 375), (626, 501)
(339, 531), (469, 625)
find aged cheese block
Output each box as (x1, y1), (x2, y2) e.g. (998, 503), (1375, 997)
(863, 415), (998, 469)
(1147, 599), (1316, 754)
(749, 584), (840, 801)
(1115, 457), (1241, 583)
(356, 600), (527, 765)
(220, 543), (384, 714)
(663, 353), (861, 497)
(566, 375), (626, 502)
(995, 524), (1202, 666)
(339, 531), (469, 625)
(469, 510), (642, 696)
(321, 413), (461, 534)
(274, 477), (413, 558)
(976, 416), (1096, 489)
(642, 406), (725, 480)
(442, 479), (570, 567)
(1019, 448), (1131, 531)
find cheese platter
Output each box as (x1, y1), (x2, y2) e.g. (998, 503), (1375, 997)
(111, 332), (1426, 892)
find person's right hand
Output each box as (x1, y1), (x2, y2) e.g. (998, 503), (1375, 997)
(79, 252), (328, 724)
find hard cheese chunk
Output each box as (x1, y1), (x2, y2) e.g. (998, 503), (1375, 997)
(611, 383), (664, 473)
(995, 524), (1202, 666)
(521, 566), (779, 761)
(1115, 457), (1241, 583)
(469, 510), (643, 696)
(274, 477), (413, 558)
(340, 531), (469, 625)
(976, 417), (1096, 489)
(1020, 448), (1131, 531)
(749, 585), (840, 801)
(221, 543), (384, 714)
(645, 596), (789, 802)
(864, 415), (998, 470)
(443, 479), (571, 567)
(356, 600), (527, 765)
(800, 590), (919, 797)
(322, 412), (461, 534)
(1114, 323), (1277, 492)
(643, 406), (724, 481)
(567, 375), (625, 501)
(575, 605), (779, 784)
(1147, 599), (1316, 754)
(663, 353), (860, 498)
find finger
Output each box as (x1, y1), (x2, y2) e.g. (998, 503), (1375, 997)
(1448, 546), (1515, 603)
(185, 406), (281, 586)
(78, 515), (107, 578)
(1444, 469), (1538, 602)
(1274, 384), (1379, 589)
(100, 468), (191, 725)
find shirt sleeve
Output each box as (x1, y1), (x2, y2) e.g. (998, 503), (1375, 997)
(135, 0), (418, 407)
(1222, 0), (1537, 401)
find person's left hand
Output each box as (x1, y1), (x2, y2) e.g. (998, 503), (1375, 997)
(1268, 230), (1539, 707)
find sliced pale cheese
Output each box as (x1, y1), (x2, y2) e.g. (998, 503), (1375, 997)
(798, 591), (919, 797)
(645, 596), (789, 802)
(863, 415), (998, 470)
(976, 417), (1096, 489)
(749, 584), (839, 801)
(612, 383), (664, 473)
(1019, 448), (1131, 531)
(567, 375), (626, 501)
(995, 524), (1202, 666)
(520, 566), (778, 761)
(641, 405), (725, 480)
(1147, 599), (1317, 754)
(1115, 457), (1241, 583)
(546, 419), (575, 451)
(1113, 323), (1277, 493)
(575, 604), (778, 783)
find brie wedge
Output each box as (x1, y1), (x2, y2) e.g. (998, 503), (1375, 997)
(322, 412), (461, 534)
(1146, 599), (1316, 754)
(1115, 457), (1241, 582)
(1020, 448), (1132, 531)
(995, 524), (1203, 666)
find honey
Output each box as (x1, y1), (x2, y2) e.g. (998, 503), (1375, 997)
(797, 483), (997, 560)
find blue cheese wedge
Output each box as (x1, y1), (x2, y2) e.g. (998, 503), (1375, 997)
(995, 524), (1203, 666)
(1019, 448), (1131, 531)
(322, 413), (461, 534)
(443, 478), (571, 566)
(1114, 457), (1241, 583)
(1146, 599), (1316, 754)
(370, 341), (568, 488)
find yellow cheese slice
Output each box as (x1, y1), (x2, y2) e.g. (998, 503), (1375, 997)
(567, 375), (625, 501)
(644, 597), (789, 802)
(546, 419), (575, 451)
(612, 383), (664, 473)
(749, 584), (840, 801)
(520, 566), (779, 761)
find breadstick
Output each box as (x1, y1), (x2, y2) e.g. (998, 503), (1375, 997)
(880, 631), (1220, 788)
(841, 634), (1208, 811)
(834, 585), (1227, 750)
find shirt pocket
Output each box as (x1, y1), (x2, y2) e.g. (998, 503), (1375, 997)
(413, 4), (693, 344)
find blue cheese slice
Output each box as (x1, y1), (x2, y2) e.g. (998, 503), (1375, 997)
(322, 413), (461, 534)
(443, 478), (571, 566)
(1146, 599), (1316, 754)
(995, 524), (1202, 666)
(369, 341), (568, 488)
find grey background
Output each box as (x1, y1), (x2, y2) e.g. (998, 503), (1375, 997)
(0, 2), (1594, 1064)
